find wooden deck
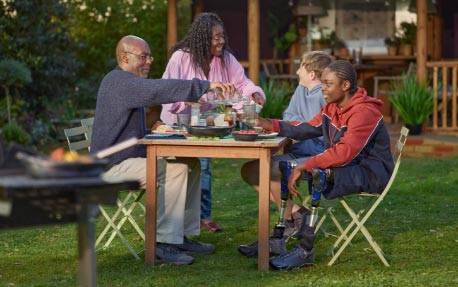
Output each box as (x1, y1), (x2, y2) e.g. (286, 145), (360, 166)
(388, 123), (458, 157)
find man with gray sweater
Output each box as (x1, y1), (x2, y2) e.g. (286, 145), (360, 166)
(91, 35), (234, 265)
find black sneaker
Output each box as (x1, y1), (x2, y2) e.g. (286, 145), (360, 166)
(238, 237), (286, 258)
(156, 242), (194, 265)
(269, 246), (314, 270)
(174, 237), (215, 254)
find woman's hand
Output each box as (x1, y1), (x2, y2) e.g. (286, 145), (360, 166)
(287, 162), (307, 196)
(251, 92), (265, 105)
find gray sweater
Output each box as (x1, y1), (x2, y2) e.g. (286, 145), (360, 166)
(91, 67), (210, 164)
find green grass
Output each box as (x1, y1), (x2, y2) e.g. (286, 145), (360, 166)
(1, 157), (458, 286)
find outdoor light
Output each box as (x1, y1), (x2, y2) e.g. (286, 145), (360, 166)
(294, 0), (328, 52)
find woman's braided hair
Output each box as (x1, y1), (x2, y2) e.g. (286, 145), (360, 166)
(326, 60), (358, 94)
(171, 12), (233, 77)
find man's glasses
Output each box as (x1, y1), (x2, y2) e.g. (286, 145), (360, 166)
(124, 51), (154, 62)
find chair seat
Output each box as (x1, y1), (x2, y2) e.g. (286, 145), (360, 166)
(64, 118), (145, 260)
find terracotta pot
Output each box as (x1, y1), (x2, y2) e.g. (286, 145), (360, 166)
(387, 46), (397, 56)
(398, 44), (412, 56)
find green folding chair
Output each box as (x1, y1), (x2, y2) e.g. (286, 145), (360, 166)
(327, 126), (409, 266)
(64, 118), (145, 260)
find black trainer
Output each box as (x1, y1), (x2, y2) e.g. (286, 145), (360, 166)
(269, 245), (314, 270)
(156, 242), (194, 265)
(174, 237), (215, 254)
(238, 237), (286, 258)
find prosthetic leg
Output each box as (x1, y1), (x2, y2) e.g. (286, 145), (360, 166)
(269, 167), (328, 270)
(276, 161), (297, 231)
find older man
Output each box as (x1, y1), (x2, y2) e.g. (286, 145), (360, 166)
(91, 35), (234, 265)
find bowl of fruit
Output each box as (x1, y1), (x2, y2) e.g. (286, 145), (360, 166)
(16, 149), (109, 178)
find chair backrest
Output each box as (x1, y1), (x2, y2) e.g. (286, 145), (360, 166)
(406, 62), (417, 76)
(377, 126), (409, 201)
(64, 125), (91, 152)
(80, 117), (94, 141)
(262, 62), (276, 77)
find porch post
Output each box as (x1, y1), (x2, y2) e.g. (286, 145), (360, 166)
(416, 0), (427, 83)
(167, 0), (178, 57)
(248, 0), (260, 84)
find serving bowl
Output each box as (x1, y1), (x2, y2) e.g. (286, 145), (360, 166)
(186, 125), (235, 138)
(232, 131), (259, 141)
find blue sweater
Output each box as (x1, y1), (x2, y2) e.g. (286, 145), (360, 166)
(91, 67), (210, 164)
(282, 84), (325, 157)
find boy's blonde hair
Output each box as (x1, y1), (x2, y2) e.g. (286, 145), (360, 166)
(299, 51), (333, 79)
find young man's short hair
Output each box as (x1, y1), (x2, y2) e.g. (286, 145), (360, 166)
(300, 51), (333, 79)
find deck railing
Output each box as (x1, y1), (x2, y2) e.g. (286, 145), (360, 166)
(426, 61), (458, 134)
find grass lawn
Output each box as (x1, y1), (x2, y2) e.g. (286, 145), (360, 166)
(1, 157), (457, 287)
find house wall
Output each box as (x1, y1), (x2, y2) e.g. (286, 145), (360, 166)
(195, 0), (294, 61)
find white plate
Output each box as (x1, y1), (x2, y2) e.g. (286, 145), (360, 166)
(152, 130), (186, 136)
(258, 132), (278, 139)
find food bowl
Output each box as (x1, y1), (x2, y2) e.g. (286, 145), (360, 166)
(232, 131), (259, 141)
(186, 125), (235, 138)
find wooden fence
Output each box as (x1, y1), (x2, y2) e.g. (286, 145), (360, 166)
(426, 61), (458, 134)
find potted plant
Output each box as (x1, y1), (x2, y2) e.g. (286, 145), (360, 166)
(397, 21), (417, 56)
(388, 74), (433, 135)
(329, 31), (348, 57)
(384, 37), (399, 56)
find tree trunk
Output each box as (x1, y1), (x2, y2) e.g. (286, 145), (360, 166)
(2, 85), (11, 125)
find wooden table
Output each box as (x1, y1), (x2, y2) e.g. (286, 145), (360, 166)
(138, 136), (289, 271)
(0, 175), (139, 287)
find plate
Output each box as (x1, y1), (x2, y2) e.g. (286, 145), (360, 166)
(258, 132), (279, 139)
(152, 130), (187, 136)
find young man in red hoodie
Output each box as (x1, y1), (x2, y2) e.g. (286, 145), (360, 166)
(255, 60), (394, 270)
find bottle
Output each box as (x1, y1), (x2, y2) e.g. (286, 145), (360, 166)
(224, 105), (234, 126)
(191, 103), (200, 126)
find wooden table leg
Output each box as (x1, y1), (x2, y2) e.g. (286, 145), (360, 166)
(257, 148), (271, 271)
(145, 146), (158, 265)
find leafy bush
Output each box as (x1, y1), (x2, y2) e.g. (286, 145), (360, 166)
(2, 123), (31, 145)
(259, 81), (293, 119)
(389, 74), (434, 125)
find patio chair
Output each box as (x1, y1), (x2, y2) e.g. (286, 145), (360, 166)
(327, 126), (409, 266)
(64, 120), (145, 260)
(262, 62), (297, 83)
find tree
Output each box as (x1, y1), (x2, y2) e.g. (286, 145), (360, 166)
(68, 0), (168, 109)
(0, 0), (80, 119)
(0, 59), (32, 125)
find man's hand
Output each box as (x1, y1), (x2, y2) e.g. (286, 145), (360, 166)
(287, 162), (307, 196)
(255, 117), (273, 132)
(209, 82), (235, 97)
(251, 92), (265, 105)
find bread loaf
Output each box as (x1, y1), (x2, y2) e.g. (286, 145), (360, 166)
(156, 124), (174, 133)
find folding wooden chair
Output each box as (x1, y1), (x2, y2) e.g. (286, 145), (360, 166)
(64, 120), (145, 260)
(327, 126), (409, 266)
